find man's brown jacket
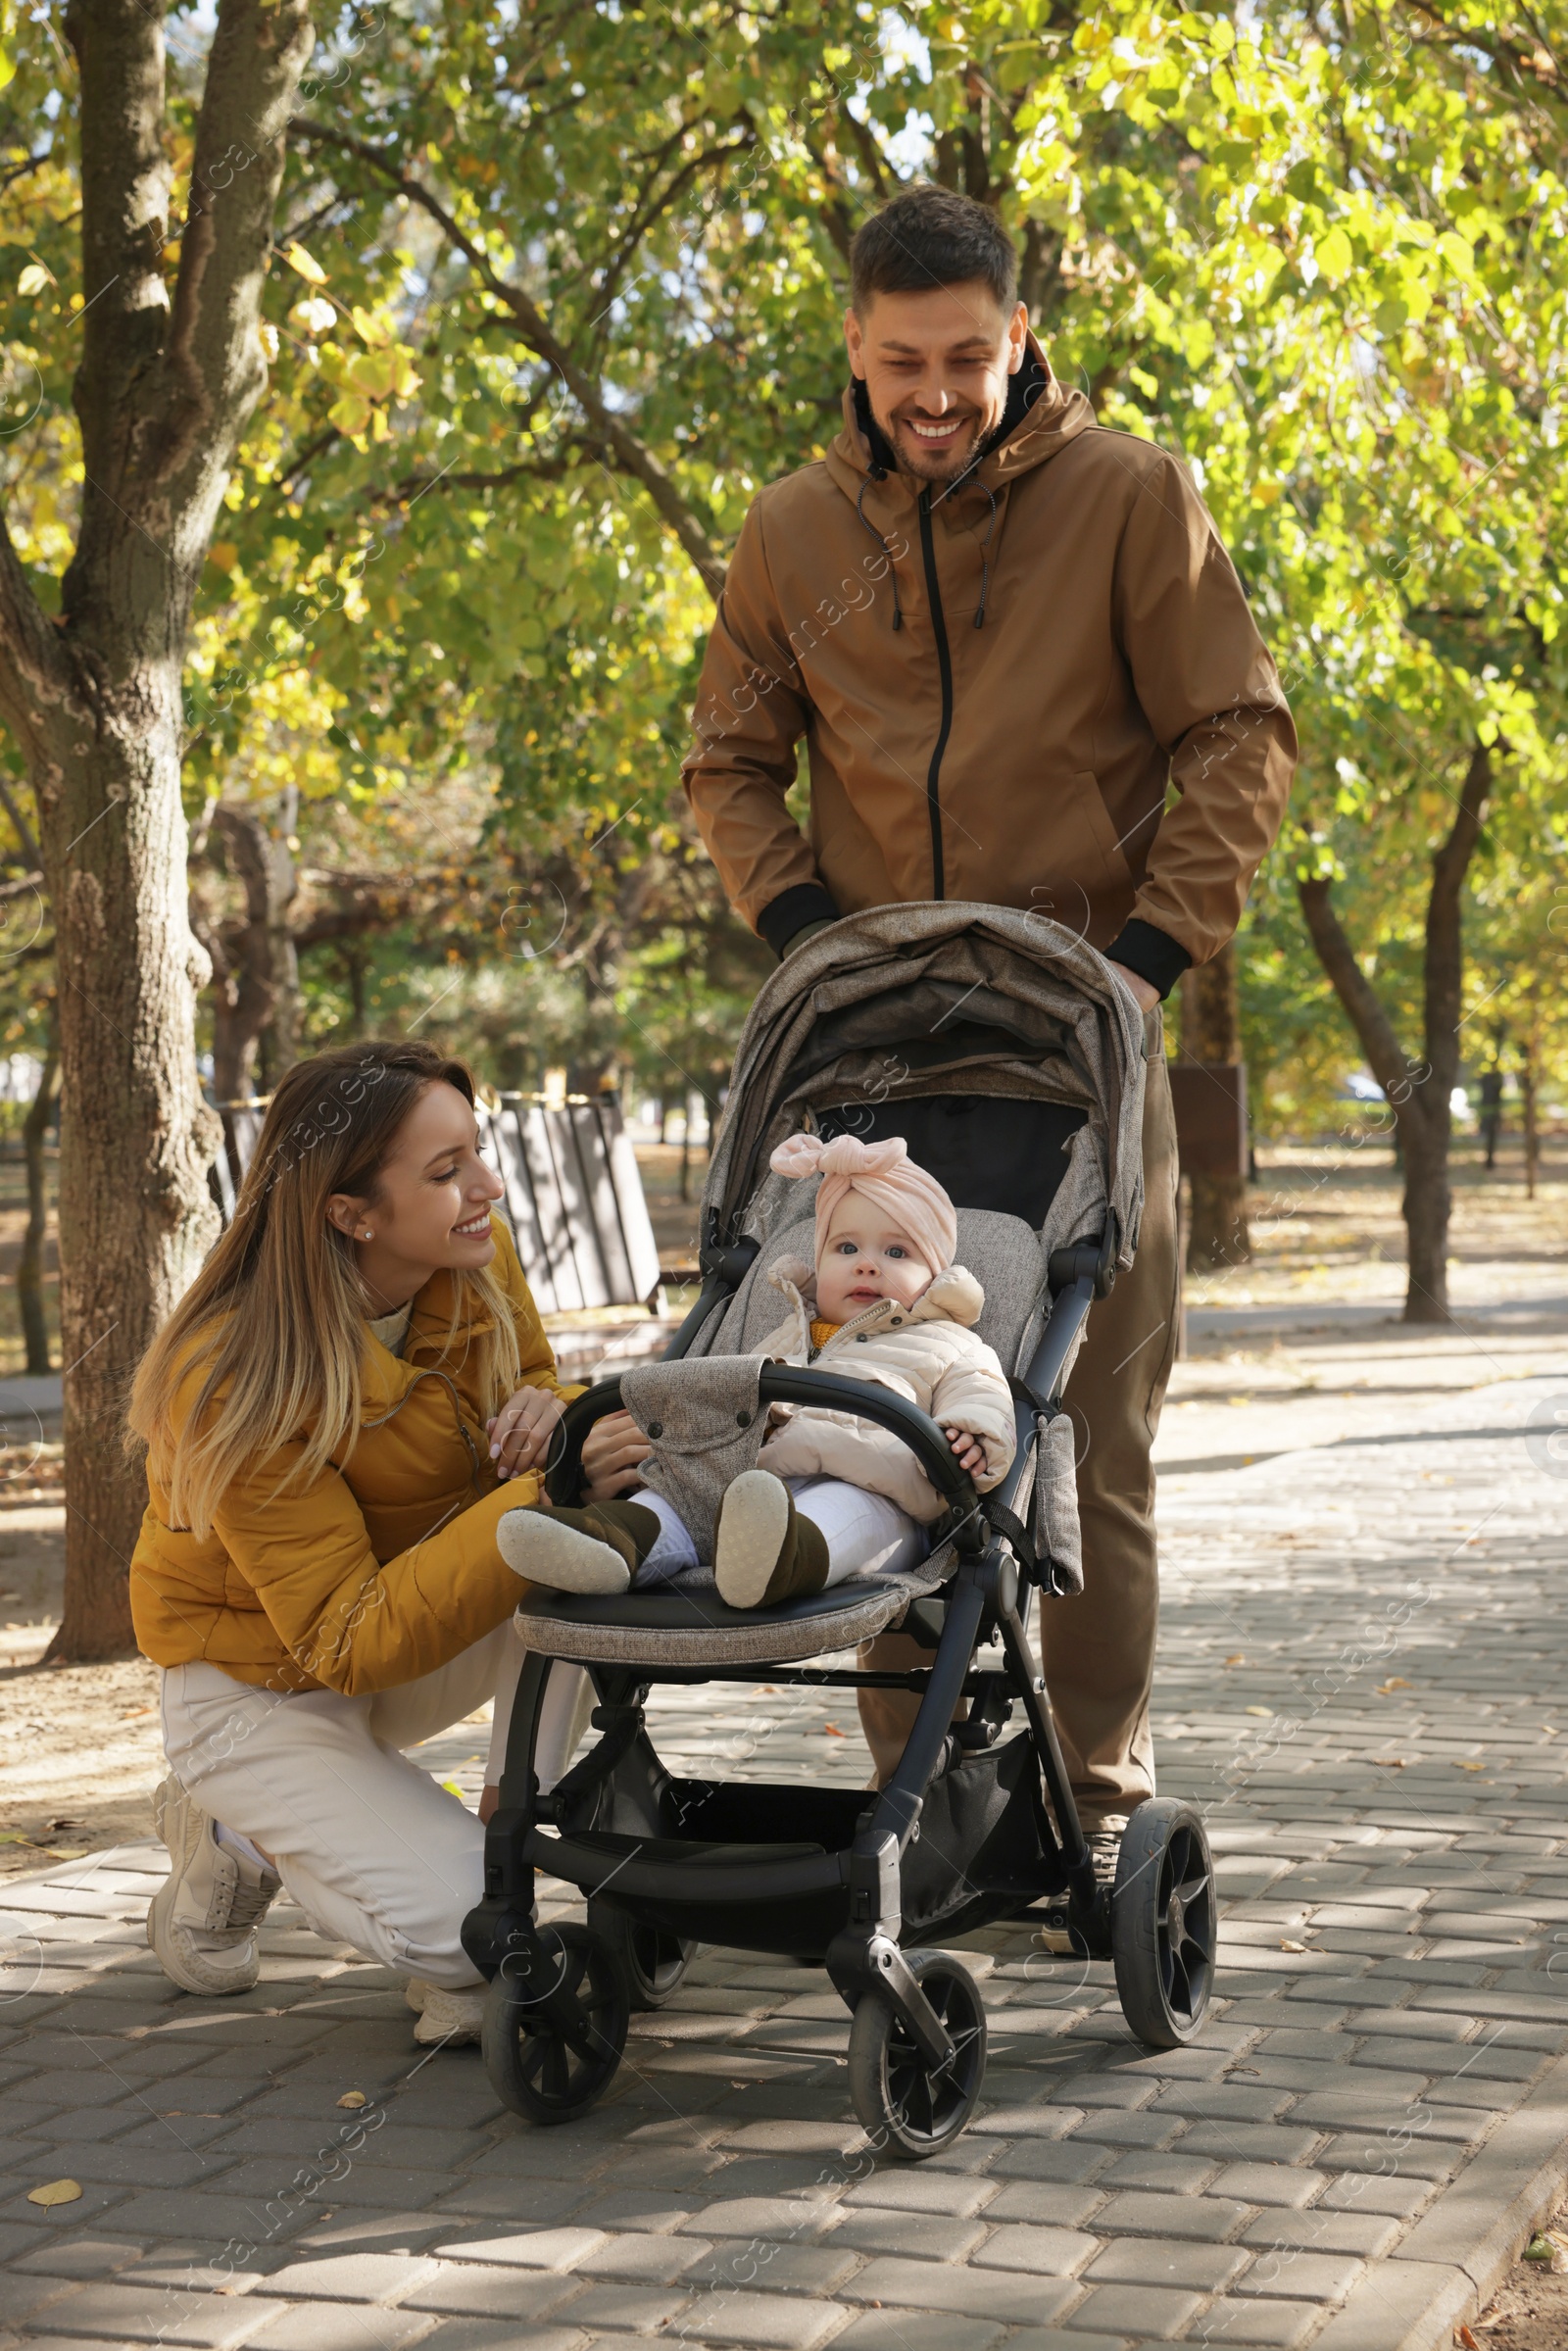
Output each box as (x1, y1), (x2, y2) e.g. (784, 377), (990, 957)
(681, 336), (1297, 988)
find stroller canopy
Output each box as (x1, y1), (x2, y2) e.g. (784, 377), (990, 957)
(702, 903), (1149, 1276)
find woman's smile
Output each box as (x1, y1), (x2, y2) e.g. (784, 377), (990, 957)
(452, 1209), (494, 1238)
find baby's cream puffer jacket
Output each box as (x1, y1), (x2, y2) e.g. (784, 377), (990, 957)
(748, 1256), (1017, 1524)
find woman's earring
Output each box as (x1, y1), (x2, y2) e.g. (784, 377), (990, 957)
(362, 1229), (372, 1241)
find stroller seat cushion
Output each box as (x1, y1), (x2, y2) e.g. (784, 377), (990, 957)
(514, 1541), (956, 1666)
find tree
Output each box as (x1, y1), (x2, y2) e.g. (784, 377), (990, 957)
(1179, 944), (1251, 1270)
(0, 0), (315, 1657)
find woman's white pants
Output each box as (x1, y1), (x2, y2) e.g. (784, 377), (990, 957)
(159, 1628), (588, 1990)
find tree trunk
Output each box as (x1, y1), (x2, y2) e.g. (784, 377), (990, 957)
(18, 1017), (60, 1377)
(1519, 989), (1541, 1201)
(0, 0), (315, 1659)
(1297, 743), (1491, 1327)
(1180, 943), (1251, 1270)
(209, 803), (300, 1099)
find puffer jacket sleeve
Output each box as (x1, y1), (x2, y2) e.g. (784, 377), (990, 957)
(210, 1436), (535, 1697)
(928, 1333), (1017, 1492)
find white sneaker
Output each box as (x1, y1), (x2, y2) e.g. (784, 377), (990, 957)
(410, 1982), (487, 2045)
(147, 1776), (280, 1996)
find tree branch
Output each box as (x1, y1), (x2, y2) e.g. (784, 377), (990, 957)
(151, 0), (317, 535)
(288, 118), (728, 600)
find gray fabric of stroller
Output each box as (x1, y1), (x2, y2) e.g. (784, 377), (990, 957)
(618, 1356), (768, 1563)
(1034, 1409), (1083, 1590)
(701, 904), (1147, 1276)
(513, 1540), (956, 1668)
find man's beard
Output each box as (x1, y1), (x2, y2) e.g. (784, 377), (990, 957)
(875, 404), (988, 483)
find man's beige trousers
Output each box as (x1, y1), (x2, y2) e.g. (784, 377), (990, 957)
(858, 1012), (1180, 1827)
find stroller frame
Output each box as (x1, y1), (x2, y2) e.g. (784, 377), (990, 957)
(461, 1215), (1215, 2155)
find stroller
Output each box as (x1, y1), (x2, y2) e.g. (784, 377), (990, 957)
(462, 905), (1216, 2158)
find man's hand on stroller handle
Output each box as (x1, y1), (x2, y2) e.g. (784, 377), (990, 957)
(488, 1385), (566, 1479)
(580, 1407), (653, 1499)
(946, 1424), (986, 1476)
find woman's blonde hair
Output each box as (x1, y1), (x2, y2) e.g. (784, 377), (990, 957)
(128, 1041), (522, 1538)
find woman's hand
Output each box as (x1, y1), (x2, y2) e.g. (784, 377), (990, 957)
(580, 1408), (653, 1501)
(487, 1385), (566, 1480)
(945, 1424), (986, 1477)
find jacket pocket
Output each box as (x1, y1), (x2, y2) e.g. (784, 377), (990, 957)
(1068, 770), (1134, 891)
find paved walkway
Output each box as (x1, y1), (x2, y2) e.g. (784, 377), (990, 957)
(2, 1375), (1566, 2351)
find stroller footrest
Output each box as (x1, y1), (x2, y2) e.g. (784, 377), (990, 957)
(528, 1825), (842, 1905)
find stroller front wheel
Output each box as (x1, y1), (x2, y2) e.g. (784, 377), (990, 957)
(482, 1923), (629, 2124)
(847, 1950), (988, 2161)
(1111, 1798), (1216, 2048)
(586, 1899), (697, 2011)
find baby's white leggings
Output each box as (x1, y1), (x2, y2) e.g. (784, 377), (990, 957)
(632, 1474), (929, 1590)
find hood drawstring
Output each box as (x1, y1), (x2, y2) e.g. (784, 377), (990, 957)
(972, 478), (998, 630)
(855, 469), (904, 632)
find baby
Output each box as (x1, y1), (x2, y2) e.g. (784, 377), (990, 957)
(497, 1133), (1015, 1611)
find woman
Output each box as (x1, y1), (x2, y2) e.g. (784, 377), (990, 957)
(129, 1040), (616, 2046)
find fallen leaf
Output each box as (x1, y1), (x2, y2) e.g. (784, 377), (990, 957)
(120, 1706), (155, 1719)
(1278, 1939), (1308, 1954)
(1457, 1761), (1487, 1772)
(821, 1724), (846, 1738)
(1245, 1705), (1272, 1718)
(27, 2179), (81, 2207)
(40, 1846), (87, 1859)
(1224, 1654), (1246, 1666)
(1371, 1758), (1408, 1769)
(337, 2090), (368, 2110)
(0, 1830), (38, 1845)
(1523, 2234), (1554, 2264)
(1457, 2326), (1481, 2350)
(1375, 1679), (1411, 1695)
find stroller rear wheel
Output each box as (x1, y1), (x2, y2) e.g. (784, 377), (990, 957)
(586, 1899), (697, 2011)
(1111, 1798), (1215, 2048)
(482, 1923), (628, 2124)
(847, 1951), (988, 2161)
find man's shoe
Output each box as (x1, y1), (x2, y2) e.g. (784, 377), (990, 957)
(147, 1776), (280, 1997)
(497, 1499), (661, 1595)
(1034, 1818), (1125, 1958)
(714, 1472), (830, 1609)
(410, 1983), (487, 2046)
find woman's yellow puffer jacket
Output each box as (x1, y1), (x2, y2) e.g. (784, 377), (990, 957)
(130, 1219), (579, 1696)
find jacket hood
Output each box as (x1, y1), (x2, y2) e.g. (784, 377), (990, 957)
(827, 331), (1095, 505)
(765, 1257), (986, 1332)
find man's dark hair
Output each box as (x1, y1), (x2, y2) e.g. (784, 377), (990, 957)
(850, 186), (1018, 317)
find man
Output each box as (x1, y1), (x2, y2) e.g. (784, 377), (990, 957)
(680, 185), (1296, 1866)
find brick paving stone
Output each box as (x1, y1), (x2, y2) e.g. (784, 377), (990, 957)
(1095, 2152), (1218, 2195)
(1057, 2282), (1205, 2336)
(553, 2283), (693, 2332)
(840, 2173), (997, 2216)
(662, 2286), (845, 2347)
(430, 2231), (608, 2272)
(829, 2315), (1004, 2351)
(1208, 2165), (1327, 2209)
(982, 2183), (1105, 2228)
(841, 2259), (1082, 2326)
(1231, 2253), (1365, 2302)
(680, 2243), (860, 2298)
(1165, 2125), (1324, 2166)
(678, 2201), (845, 2244)
(968, 2225), (1101, 2276)
(12, 2237), (147, 2280)
(1060, 2111), (1186, 2150)
(1082, 2237), (1250, 2291)
(21, 2281), (291, 2344)
(260, 2252), (442, 2302)
(1196, 2297), (1323, 2346)
(1239, 2210), (1402, 2259)
(820, 2210), (984, 2262)
(244, 2306), (437, 2350)
(399, 2264), (586, 2318)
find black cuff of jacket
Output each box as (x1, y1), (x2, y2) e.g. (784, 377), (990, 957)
(759, 883), (840, 959)
(1103, 918), (1193, 1000)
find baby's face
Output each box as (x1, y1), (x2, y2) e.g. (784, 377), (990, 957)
(815, 1197), (937, 1322)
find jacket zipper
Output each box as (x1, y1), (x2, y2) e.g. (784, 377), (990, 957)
(916, 485), (954, 900)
